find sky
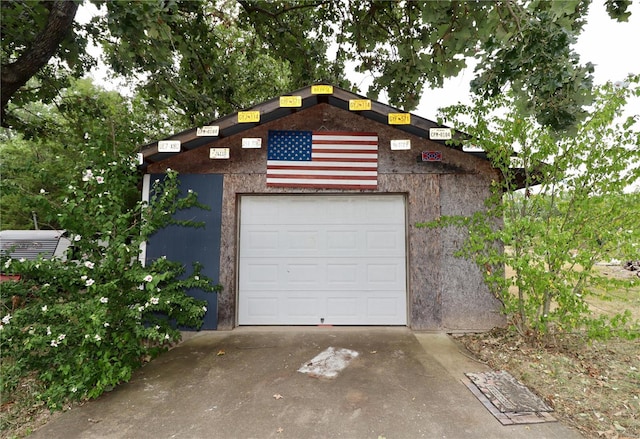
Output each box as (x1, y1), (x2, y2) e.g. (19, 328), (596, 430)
(410, 1), (640, 120)
(79, 2), (640, 121)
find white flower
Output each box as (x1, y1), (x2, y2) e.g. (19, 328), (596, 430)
(81, 275), (88, 281)
(47, 326), (52, 335)
(94, 334), (101, 341)
(4, 259), (11, 268)
(96, 176), (105, 184)
(103, 322), (110, 328)
(0, 324), (4, 331)
(166, 168), (172, 172)
(50, 340), (59, 347)
(154, 179), (160, 184)
(164, 333), (170, 340)
(71, 387), (78, 393)
(99, 297), (108, 304)
(84, 261), (95, 269)
(40, 188), (46, 194)
(82, 169), (94, 181)
(85, 278), (95, 287)
(43, 283), (50, 288)
(138, 306), (144, 312)
(144, 275), (153, 282)
(19, 258), (26, 263)
(188, 189), (193, 193)
(150, 297), (159, 305)
(1, 314), (11, 325)
(194, 276), (200, 281)
(58, 334), (66, 341)
(41, 305), (48, 312)
(74, 235), (82, 242)
(68, 185), (75, 191)
(202, 306), (207, 312)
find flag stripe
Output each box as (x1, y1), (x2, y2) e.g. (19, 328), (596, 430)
(267, 131), (378, 189)
(313, 140), (378, 146)
(268, 183), (376, 190)
(268, 174), (377, 181)
(267, 179), (377, 186)
(268, 171), (377, 178)
(267, 163), (377, 171)
(313, 148), (376, 153)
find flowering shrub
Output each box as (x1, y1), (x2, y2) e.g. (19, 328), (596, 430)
(0, 156), (220, 410)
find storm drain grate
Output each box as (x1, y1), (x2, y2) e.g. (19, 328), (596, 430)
(464, 370), (556, 425)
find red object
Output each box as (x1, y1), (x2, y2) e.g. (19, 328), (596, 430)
(0, 274), (21, 282)
(422, 151), (442, 162)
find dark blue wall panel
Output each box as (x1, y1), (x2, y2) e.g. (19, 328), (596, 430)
(145, 174), (223, 329)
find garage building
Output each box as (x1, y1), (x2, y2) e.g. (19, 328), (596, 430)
(139, 85), (505, 331)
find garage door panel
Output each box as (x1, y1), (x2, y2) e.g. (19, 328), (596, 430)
(242, 259), (405, 290)
(366, 262), (404, 285)
(243, 227), (403, 258)
(287, 297), (320, 317)
(286, 263), (322, 285)
(242, 198), (278, 224)
(287, 231), (320, 250)
(239, 195), (407, 325)
(363, 201), (404, 223)
(366, 230), (402, 251)
(326, 297), (359, 318)
(244, 263), (279, 284)
(367, 297), (402, 317)
(246, 297), (278, 319)
(326, 264), (358, 284)
(244, 230), (279, 250)
(326, 230), (358, 250)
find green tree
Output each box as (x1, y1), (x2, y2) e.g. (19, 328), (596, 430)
(0, 78), (167, 230)
(421, 75), (640, 340)
(1, 0), (634, 132)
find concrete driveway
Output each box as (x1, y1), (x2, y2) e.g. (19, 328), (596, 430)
(29, 327), (583, 439)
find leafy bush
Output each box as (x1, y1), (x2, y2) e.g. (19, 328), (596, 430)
(421, 77), (640, 341)
(0, 156), (220, 410)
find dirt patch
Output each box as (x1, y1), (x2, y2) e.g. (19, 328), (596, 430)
(455, 330), (640, 439)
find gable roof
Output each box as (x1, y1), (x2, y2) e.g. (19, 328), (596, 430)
(137, 84), (483, 170)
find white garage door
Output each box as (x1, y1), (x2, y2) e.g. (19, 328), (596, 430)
(238, 195), (407, 325)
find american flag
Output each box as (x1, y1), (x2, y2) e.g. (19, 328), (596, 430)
(266, 130), (378, 189)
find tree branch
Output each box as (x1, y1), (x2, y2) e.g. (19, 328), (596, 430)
(1, 0), (79, 126)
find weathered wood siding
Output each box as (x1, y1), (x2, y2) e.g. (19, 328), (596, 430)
(147, 104), (505, 330)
